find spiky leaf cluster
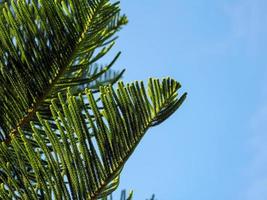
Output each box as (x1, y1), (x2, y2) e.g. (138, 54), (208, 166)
(0, 0), (186, 199)
(0, 0), (127, 140)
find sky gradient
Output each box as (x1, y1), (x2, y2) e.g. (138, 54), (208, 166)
(108, 0), (267, 199)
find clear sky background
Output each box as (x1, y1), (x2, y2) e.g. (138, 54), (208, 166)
(108, 0), (267, 199)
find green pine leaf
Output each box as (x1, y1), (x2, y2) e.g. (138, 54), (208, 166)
(0, 0), (127, 140)
(0, 78), (186, 199)
(0, 0), (187, 199)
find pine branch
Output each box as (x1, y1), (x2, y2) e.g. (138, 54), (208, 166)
(0, 0), (127, 142)
(0, 1), (187, 199)
(0, 78), (186, 199)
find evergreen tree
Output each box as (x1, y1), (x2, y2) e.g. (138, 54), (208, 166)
(0, 0), (186, 199)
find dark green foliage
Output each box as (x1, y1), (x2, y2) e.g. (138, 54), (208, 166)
(0, 0), (186, 199)
(0, 0), (127, 140)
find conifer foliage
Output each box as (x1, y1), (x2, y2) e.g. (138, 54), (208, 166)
(0, 0), (186, 199)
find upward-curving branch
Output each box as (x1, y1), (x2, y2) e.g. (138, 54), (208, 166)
(0, 0), (127, 141)
(0, 0), (187, 199)
(0, 78), (186, 199)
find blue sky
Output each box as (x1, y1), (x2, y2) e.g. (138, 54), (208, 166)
(108, 0), (267, 199)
